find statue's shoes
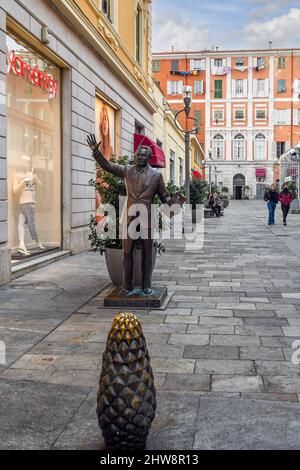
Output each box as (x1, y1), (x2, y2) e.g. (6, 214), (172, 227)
(18, 248), (30, 255)
(143, 288), (153, 296)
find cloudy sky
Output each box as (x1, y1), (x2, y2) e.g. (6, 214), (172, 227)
(152, 0), (300, 52)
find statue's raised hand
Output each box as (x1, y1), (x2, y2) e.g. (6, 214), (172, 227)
(87, 134), (101, 152)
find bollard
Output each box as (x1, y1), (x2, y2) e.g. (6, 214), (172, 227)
(97, 312), (156, 449)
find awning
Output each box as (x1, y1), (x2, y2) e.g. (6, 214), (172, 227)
(134, 134), (166, 168)
(256, 168), (266, 177)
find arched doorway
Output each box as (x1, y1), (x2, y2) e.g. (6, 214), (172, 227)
(233, 174), (245, 200)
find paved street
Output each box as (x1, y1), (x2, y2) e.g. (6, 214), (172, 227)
(1, 201), (300, 449)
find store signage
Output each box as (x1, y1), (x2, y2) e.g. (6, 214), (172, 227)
(6, 47), (59, 99)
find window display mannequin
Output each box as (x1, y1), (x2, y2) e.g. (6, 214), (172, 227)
(13, 155), (45, 255)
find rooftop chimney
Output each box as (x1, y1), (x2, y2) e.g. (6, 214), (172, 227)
(171, 45), (174, 52)
(215, 46), (219, 52)
(269, 41), (272, 49)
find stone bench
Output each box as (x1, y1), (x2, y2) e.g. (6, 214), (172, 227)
(204, 207), (214, 218)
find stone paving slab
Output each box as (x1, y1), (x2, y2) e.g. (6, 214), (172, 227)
(0, 378), (89, 450)
(194, 397), (300, 449)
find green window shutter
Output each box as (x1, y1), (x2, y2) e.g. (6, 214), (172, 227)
(214, 80), (222, 99)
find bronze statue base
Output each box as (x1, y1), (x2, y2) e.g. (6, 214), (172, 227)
(104, 286), (168, 308)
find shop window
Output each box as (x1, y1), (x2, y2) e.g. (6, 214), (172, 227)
(6, 34), (61, 260)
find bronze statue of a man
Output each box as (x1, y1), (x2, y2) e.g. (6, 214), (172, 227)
(87, 134), (173, 295)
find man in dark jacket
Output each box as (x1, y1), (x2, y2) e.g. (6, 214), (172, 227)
(264, 183), (279, 225)
(279, 184), (293, 226)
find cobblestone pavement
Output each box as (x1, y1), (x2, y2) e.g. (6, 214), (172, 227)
(1, 201), (300, 449)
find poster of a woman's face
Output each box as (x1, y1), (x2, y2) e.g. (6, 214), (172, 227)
(95, 97), (116, 220)
(95, 97), (115, 159)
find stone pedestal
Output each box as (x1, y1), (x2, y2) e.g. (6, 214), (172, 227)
(104, 286), (168, 308)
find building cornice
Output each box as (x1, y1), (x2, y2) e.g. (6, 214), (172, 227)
(153, 49), (300, 60)
(50, 0), (157, 113)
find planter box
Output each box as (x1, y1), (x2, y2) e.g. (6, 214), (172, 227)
(105, 247), (157, 287)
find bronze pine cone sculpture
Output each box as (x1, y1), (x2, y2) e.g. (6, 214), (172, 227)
(97, 312), (156, 449)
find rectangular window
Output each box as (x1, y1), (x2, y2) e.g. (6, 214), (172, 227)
(7, 34), (61, 260)
(102, 0), (113, 23)
(171, 60), (179, 72)
(276, 142), (285, 158)
(275, 109), (289, 125)
(256, 109), (266, 120)
(167, 80), (183, 95)
(194, 110), (202, 127)
(278, 79), (286, 93)
(214, 59), (223, 67)
(135, 121), (145, 135)
(257, 79), (265, 96)
(214, 80), (222, 99)
(236, 58), (244, 66)
(257, 57), (265, 68)
(213, 109), (224, 121)
(135, 4), (142, 64)
(278, 57), (286, 69)
(179, 158), (183, 187)
(170, 150), (175, 182)
(235, 79), (244, 96)
(234, 109), (245, 120)
(194, 80), (203, 94)
(191, 59), (205, 70)
(152, 60), (160, 72)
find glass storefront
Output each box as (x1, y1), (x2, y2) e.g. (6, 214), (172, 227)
(6, 34), (61, 262)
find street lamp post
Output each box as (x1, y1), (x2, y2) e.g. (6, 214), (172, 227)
(174, 86), (199, 204)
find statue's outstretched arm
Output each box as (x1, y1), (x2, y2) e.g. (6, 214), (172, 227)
(87, 134), (126, 178)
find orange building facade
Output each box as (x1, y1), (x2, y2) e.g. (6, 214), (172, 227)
(152, 49), (300, 199)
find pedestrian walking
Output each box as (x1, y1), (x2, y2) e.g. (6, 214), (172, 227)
(212, 192), (222, 217)
(279, 183), (293, 226)
(264, 183), (279, 225)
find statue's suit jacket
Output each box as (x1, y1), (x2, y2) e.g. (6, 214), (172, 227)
(93, 149), (169, 228)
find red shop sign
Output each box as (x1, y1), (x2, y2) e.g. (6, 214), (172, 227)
(6, 47), (59, 99)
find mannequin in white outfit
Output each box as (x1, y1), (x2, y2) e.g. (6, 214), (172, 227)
(13, 156), (45, 255)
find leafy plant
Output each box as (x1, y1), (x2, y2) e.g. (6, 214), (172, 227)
(190, 180), (207, 208)
(221, 186), (229, 193)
